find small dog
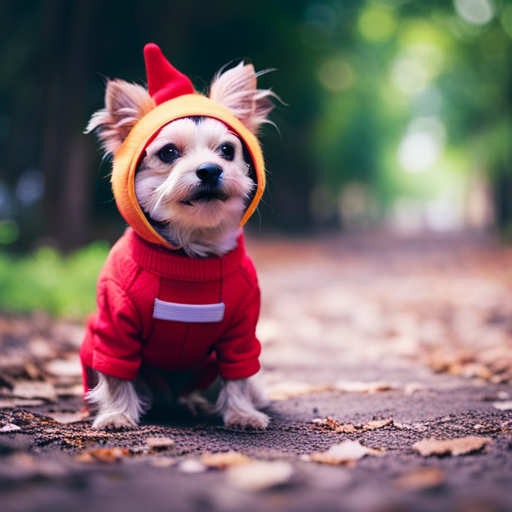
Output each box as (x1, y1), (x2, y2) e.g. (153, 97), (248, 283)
(82, 44), (277, 430)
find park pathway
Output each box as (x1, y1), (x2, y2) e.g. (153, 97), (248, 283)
(1, 231), (511, 512)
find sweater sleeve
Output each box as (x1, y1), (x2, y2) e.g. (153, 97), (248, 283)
(215, 280), (261, 380)
(90, 279), (142, 380)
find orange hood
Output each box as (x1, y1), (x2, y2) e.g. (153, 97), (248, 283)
(110, 44), (265, 250)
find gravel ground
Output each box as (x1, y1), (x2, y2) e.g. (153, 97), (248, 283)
(1, 232), (512, 512)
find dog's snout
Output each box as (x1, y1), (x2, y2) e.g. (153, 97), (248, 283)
(196, 163), (223, 185)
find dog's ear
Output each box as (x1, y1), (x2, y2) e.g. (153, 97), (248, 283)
(209, 62), (278, 135)
(86, 79), (156, 156)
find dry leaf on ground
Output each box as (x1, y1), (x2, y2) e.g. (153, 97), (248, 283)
(267, 380), (399, 400)
(44, 357), (83, 378)
(150, 457), (176, 468)
(0, 423), (21, 432)
(267, 381), (330, 400)
(201, 451), (252, 469)
(394, 422), (427, 432)
(394, 467), (445, 490)
(312, 416), (392, 433)
(413, 436), (492, 456)
(177, 459), (207, 474)
(334, 381), (395, 393)
(145, 437), (175, 450)
(45, 412), (87, 424)
(226, 461), (294, 491)
(364, 419), (392, 430)
(309, 440), (382, 465)
(76, 447), (129, 463)
(0, 399), (45, 408)
(493, 401), (512, 411)
(11, 381), (57, 402)
(55, 384), (84, 398)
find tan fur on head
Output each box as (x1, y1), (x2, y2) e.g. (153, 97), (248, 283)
(87, 63), (277, 156)
(85, 79), (156, 156)
(209, 62), (278, 135)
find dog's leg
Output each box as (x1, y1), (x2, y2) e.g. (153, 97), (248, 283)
(215, 377), (270, 429)
(86, 372), (148, 429)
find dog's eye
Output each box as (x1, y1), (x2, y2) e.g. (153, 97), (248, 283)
(219, 143), (235, 161)
(158, 144), (180, 163)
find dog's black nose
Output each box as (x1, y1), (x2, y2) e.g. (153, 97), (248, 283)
(196, 163), (223, 185)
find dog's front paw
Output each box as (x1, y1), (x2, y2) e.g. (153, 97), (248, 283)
(92, 412), (137, 430)
(223, 408), (270, 430)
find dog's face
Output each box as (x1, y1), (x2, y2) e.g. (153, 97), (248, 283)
(87, 60), (277, 255)
(135, 117), (254, 231)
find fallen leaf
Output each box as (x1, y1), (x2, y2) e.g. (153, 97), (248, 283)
(23, 363), (41, 380)
(12, 381), (57, 402)
(150, 457), (176, 468)
(76, 447), (129, 463)
(267, 381), (330, 400)
(201, 451), (252, 469)
(413, 436), (492, 457)
(226, 461), (294, 491)
(403, 383), (423, 394)
(334, 381), (395, 393)
(493, 401), (512, 411)
(0, 453), (68, 480)
(55, 384), (84, 398)
(178, 459), (207, 474)
(310, 440), (382, 465)
(394, 467), (445, 490)
(45, 412), (86, 424)
(394, 422), (427, 432)
(312, 416), (357, 433)
(363, 419), (393, 430)
(12, 399), (46, 407)
(0, 423), (21, 432)
(336, 424), (358, 433)
(44, 357), (83, 378)
(312, 416), (392, 433)
(145, 437), (175, 450)
(28, 337), (57, 359)
(0, 396), (46, 407)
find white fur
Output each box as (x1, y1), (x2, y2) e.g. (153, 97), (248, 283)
(87, 372), (269, 430)
(86, 59), (277, 429)
(214, 378), (270, 429)
(86, 372), (148, 429)
(210, 62), (278, 135)
(135, 117), (254, 257)
(85, 79), (155, 155)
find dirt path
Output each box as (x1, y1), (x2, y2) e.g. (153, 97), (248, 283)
(1, 232), (512, 512)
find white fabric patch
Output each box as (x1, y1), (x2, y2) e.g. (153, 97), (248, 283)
(153, 298), (225, 323)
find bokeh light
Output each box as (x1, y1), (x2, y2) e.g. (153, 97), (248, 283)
(454, 0), (495, 26)
(397, 117), (445, 174)
(16, 170), (44, 206)
(358, 5), (397, 42)
(317, 58), (353, 92)
(0, 220), (20, 244)
(501, 4), (512, 38)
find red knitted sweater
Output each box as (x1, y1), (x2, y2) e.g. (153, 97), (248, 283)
(80, 228), (261, 386)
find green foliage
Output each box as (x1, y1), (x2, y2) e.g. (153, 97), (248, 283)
(0, 241), (109, 319)
(1, 0), (512, 245)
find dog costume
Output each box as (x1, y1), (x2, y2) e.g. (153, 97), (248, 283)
(80, 44), (266, 394)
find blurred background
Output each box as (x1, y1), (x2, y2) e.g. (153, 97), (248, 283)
(0, 0), (511, 318)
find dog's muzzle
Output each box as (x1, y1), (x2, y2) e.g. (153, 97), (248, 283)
(179, 164), (229, 206)
(196, 163), (223, 185)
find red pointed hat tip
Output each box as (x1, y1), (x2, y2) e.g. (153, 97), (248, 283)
(144, 43), (194, 105)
